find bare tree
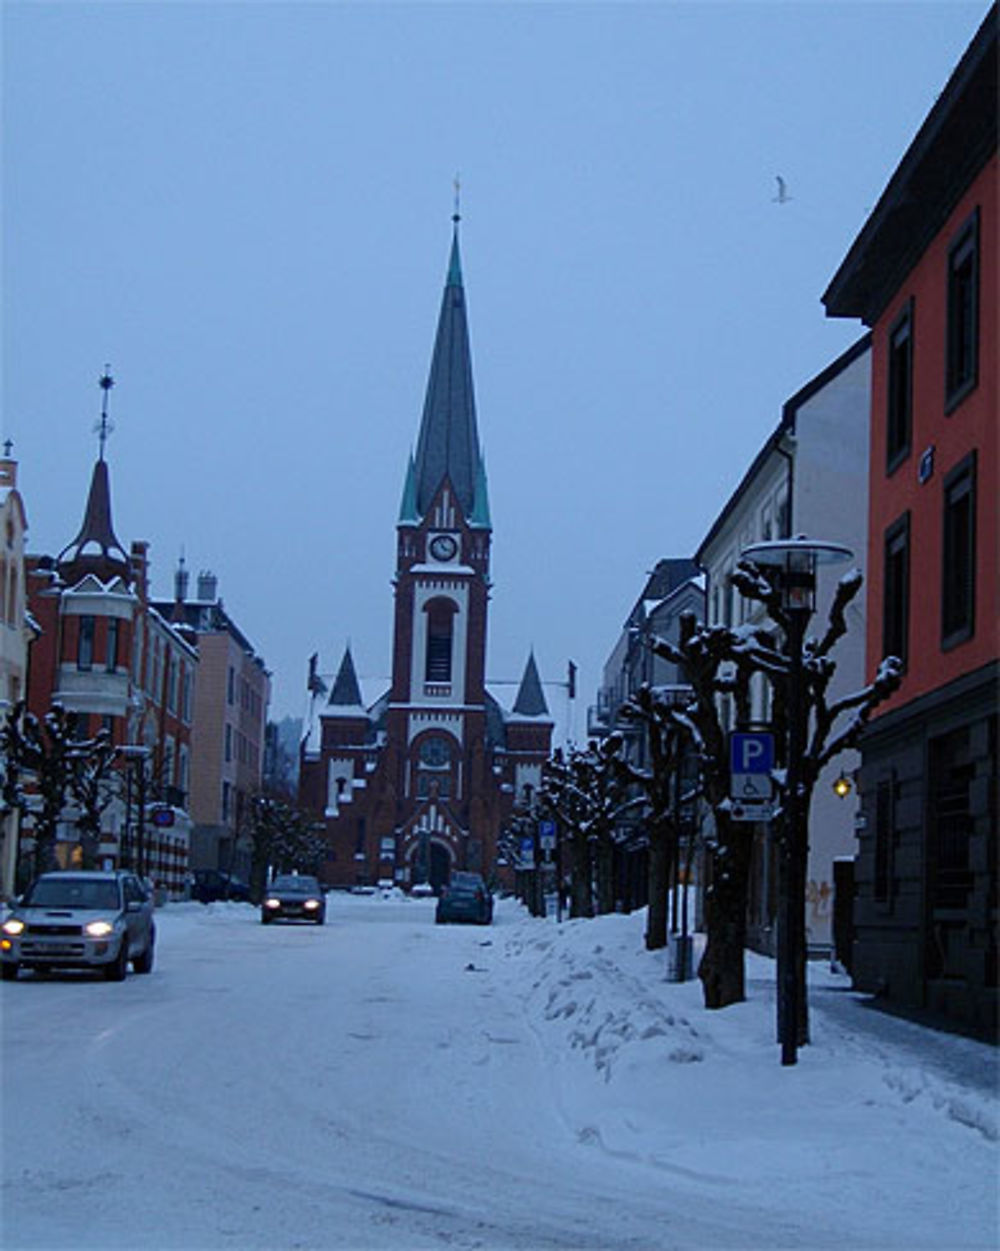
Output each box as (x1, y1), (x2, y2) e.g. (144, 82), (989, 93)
(651, 565), (901, 1016)
(617, 685), (693, 951)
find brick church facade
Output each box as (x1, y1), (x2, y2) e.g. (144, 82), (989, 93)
(299, 225), (553, 890)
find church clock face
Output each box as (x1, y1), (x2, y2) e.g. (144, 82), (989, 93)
(429, 534), (458, 562)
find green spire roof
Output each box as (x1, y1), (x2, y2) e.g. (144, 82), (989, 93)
(411, 227), (486, 524)
(328, 646), (365, 710)
(398, 454), (418, 525)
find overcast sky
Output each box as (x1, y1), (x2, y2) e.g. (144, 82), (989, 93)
(3, 0), (988, 733)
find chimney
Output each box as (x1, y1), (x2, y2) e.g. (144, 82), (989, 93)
(174, 556), (190, 604)
(197, 570), (218, 602)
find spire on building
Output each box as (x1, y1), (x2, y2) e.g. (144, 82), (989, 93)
(56, 369), (131, 584)
(511, 651), (550, 718)
(328, 646), (365, 710)
(410, 214), (488, 524)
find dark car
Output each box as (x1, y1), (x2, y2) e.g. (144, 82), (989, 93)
(190, 869), (251, 903)
(1, 870), (155, 981)
(261, 875), (326, 925)
(435, 873), (493, 925)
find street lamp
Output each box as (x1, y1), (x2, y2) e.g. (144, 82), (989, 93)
(740, 537), (852, 1067)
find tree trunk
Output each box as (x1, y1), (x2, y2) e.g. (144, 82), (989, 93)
(645, 824), (670, 951)
(568, 833), (593, 918)
(595, 834), (615, 915)
(697, 817), (751, 1009)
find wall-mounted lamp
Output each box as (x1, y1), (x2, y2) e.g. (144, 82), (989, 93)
(833, 771), (852, 799)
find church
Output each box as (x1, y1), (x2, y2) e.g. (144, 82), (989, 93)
(298, 221), (554, 891)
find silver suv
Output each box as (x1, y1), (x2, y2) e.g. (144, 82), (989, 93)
(1, 870), (155, 982)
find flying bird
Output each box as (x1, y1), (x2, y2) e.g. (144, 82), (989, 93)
(772, 175), (792, 204)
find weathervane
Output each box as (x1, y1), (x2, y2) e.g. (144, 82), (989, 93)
(95, 366), (115, 461)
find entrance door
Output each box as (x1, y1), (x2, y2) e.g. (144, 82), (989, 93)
(429, 843), (452, 894)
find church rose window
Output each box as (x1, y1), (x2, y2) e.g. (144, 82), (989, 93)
(419, 736), (451, 767)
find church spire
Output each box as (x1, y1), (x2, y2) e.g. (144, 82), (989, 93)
(511, 651), (550, 719)
(57, 368), (131, 585)
(410, 210), (487, 524)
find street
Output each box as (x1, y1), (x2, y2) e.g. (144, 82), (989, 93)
(2, 895), (996, 1251)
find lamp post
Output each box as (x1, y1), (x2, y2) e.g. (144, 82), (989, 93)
(740, 537), (852, 1066)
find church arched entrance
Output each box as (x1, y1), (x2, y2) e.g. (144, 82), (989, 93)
(429, 842), (452, 894)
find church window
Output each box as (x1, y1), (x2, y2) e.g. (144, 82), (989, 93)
(419, 735), (451, 768)
(424, 598), (457, 683)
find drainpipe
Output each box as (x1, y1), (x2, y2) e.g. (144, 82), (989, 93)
(775, 428), (796, 536)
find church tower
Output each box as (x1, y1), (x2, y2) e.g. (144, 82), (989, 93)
(300, 218), (552, 891)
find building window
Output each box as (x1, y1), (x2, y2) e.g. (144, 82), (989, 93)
(106, 618), (120, 673)
(873, 774), (895, 905)
(886, 301), (913, 472)
(424, 598), (456, 683)
(942, 452), (976, 649)
(77, 615), (95, 670)
(225, 724), (232, 763)
(882, 512), (910, 669)
(227, 666), (235, 705)
(945, 209), (979, 411)
(166, 655), (178, 713)
(222, 781), (231, 822)
(775, 492), (791, 540)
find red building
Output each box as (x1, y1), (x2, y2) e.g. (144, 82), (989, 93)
(299, 224), (553, 890)
(24, 374), (195, 893)
(823, 6), (997, 1032)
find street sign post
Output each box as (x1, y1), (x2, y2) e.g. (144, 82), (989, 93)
(519, 835), (535, 869)
(538, 819), (556, 854)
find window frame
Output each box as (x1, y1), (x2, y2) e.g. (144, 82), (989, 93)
(941, 451), (977, 651)
(882, 511), (910, 670)
(944, 209), (980, 413)
(77, 615), (95, 671)
(886, 299), (913, 473)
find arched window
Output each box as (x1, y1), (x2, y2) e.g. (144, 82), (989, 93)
(424, 598), (457, 683)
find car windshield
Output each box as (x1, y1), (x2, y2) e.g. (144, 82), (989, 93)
(272, 876), (319, 894)
(448, 882), (482, 896)
(24, 878), (121, 910)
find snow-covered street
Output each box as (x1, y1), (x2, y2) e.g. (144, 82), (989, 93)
(2, 894), (996, 1251)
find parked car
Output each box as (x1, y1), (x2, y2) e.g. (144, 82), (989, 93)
(435, 873), (493, 925)
(189, 869), (251, 903)
(261, 875), (326, 925)
(0, 870), (155, 982)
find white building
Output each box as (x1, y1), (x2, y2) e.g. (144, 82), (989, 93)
(696, 334), (871, 954)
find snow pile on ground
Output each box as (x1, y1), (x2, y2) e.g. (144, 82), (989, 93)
(490, 902), (997, 1246)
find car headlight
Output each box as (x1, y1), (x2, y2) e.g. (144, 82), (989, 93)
(84, 920), (115, 938)
(1, 918), (25, 936)
(265, 898), (280, 909)
(304, 899), (320, 910)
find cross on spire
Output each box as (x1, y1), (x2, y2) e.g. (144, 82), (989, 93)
(96, 366), (115, 462)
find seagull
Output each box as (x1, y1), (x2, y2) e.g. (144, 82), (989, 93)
(772, 175), (792, 204)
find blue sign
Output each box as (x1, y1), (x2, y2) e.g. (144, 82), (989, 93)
(729, 732), (774, 775)
(538, 819), (556, 838)
(730, 731), (775, 803)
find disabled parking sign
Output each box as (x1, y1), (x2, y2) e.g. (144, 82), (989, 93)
(729, 731), (775, 802)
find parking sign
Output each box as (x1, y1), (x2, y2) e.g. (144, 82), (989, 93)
(729, 731), (775, 802)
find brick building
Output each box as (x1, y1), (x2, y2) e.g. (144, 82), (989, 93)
(823, 6), (997, 1032)
(299, 223), (553, 890)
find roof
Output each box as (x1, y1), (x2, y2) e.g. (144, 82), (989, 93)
(823, 6), (997, 325)
(510, 652), (551, 719)
(57, 459), (131, 584)
(328, 647), (366, 713)
(411, 227), (488, 524)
